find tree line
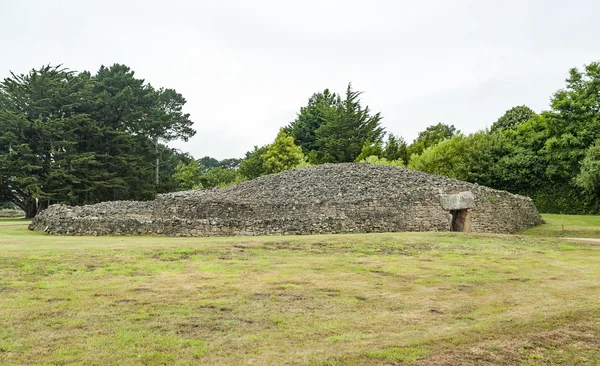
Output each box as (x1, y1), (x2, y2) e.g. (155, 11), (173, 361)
(176, 62), (600, 214)
(2, 62), (599, 216)
(0, 64), (194, 217)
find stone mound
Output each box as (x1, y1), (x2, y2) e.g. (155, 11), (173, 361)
(0, 209), (25, 218)
(171, 163), (469, 204)
(30, 163), (544, 236)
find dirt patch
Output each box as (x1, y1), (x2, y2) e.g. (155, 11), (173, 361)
(564, 237), (600, 244)
(318, 288), (340, 297)
(115, 299), (134, 305)
(130, 287), (154, 293)
(251, 293), (271, 300)
(148, 248), (205, 261)
(413, 321), (600, 366)
(47, 298), (66, 304)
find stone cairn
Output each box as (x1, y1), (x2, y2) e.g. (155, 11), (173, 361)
(29, 163), (544, 236)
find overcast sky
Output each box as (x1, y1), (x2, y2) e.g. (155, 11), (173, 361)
(1, 0), (599, 159)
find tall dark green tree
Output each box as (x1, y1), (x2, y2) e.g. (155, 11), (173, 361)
(91, 65), (195, 188)
(314, 84), (385, 163)
(383, 134), (409, 163)
(0, 66), (95, 217)
(146, 88), (195, 187)
(0, 64), (195, 217)
(285, 89), (339, 162)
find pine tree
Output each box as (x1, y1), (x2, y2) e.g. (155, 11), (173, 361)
(314, 83), (385, 163)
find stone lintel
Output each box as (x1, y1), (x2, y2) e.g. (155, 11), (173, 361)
(439, 191), (475, 211)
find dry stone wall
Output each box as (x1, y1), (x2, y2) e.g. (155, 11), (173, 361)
(0, 209), (25, 218)
(29, 163), (544, 236)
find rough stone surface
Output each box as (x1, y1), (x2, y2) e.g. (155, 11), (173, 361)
(29, 163), (544, 236)
(440, 191), (476, 210)
(0, 209), (25, 218)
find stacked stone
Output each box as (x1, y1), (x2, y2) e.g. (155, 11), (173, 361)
(29, 163), (544, 236)
(0, 209), (26, 218)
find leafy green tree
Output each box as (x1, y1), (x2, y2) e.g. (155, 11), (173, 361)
(200, 167), (241, 188)
(408, 134), (470, 179)
(173, 160), (203, 190)
(543, 62), (600, 180)
(408, 131), (510, 188)
(197, 156), (242, 172)
(359, 155), (404, 167)
(576, 140), (600, 194)
(239, 145), (269, 179)
(407, 123), (458, 158)
(263, 129), (307, 174)
(173, 160), (243, 190)
(490, 105), (536, 132)
(355, 140), (384, 161)
(492, 116), (549, 194)
(216, 158), (242, 170)
(314, 84), (385, 163)
(197, 156), (219, 170)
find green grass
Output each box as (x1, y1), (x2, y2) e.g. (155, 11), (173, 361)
(521, 213), (600, 238)
(0, 215), (599, 365)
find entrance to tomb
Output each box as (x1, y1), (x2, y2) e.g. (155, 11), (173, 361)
(451, 209), (472, 232)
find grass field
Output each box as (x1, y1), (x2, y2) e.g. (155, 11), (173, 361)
(521, 214), (600, 238)
(0, 215), (599, 365)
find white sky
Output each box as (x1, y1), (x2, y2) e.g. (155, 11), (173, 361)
(1, 0), (599, 159)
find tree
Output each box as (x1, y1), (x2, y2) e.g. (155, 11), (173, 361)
(543, 62), (600, 180)
(157, 147), (196, 193)
(239, 145), (269, 179)
(285, 89), (339, 160)
(0, 65), (97, 217)
(383, 134), (409, 163)
(0, 63), (195, 217)
(355, 140), (384, 162)
(147, 88), (195, 186)
(576, 140), (600, 194)
(408, 134), (470, 179)
(490, 105), (536, 132)
(314, 83), (385, 163)
(197, 156), (242, 172)
(263, 129), (307, 174)
(92, 65), (195, 187)
(199, 167), (242, 188)
(407, 123), (458, 158)
(173, 160), (203, 190)
(359, 155), (404, 167)
(408, 131), (510, 188)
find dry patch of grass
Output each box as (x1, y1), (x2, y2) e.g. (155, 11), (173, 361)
(1, 217), (599, 365)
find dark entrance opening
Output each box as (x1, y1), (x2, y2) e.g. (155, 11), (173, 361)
(451, 209), (472, 232)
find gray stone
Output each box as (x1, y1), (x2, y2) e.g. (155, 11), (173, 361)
(0, 209), (25, 218)
(29, 163), (544, 236)
(439, 191), (476, 210)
